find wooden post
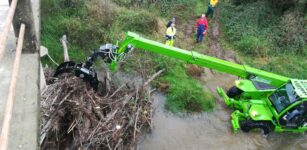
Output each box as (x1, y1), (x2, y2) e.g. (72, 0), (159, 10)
(60, 35), (70, 62)
(0, 24), (25, 150)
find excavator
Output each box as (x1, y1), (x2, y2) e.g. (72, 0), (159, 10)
(54, 32), (307, 134)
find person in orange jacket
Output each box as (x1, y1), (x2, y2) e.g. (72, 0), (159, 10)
(195, 14), (208, 44)
(206, 0), (219, 18)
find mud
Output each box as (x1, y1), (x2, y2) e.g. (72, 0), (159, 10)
(138, 11), (307, 150)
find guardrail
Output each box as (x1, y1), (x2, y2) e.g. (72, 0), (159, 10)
(0, 0), (27, 149)
(0, 0), (18, 62)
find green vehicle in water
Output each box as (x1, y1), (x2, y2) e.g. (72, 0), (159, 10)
(55, 32), (307, 134)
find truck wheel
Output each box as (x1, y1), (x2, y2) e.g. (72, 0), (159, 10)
(227, 86), (243, 98)
(240, 120), (272, 135)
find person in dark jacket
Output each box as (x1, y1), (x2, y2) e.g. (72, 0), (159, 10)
(206, 0), (219, 18)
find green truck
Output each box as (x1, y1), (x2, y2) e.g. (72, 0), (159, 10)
(55, 32), (307, 134)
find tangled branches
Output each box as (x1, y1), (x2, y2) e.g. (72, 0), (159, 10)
(40, 70), (163, 149)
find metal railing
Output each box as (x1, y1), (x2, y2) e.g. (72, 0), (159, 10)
(0, 0), (26, 149)
(0, 0), (18, 61)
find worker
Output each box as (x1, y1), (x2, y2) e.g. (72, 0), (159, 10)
(166, 17), (176, 28)
(195, 14), (208, 44)
(206, 0), (219, 18)
(165, 22), (176, 46)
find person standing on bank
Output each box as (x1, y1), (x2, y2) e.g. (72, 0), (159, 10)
(165, 22), (176, 46)
(206, 0), (219, 18)
(195, 14), (208, 44)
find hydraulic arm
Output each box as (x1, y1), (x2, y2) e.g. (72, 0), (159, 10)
(113, 32), (289, 87)
(54, 32), (289, 89)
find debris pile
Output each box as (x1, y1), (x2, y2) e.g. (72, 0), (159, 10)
(40, 70), (162, 149)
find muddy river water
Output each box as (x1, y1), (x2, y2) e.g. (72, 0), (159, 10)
(138, 74), (307, 150)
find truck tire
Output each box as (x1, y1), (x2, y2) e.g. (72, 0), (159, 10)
(240, 120), (273, 135)
(227, 86), (243, 98)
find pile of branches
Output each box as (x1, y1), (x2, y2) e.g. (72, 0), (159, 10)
(40, 70), (163, 149)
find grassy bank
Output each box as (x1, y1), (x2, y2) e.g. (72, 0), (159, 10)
(41, 0), (215, 113)
(219, 0), (306, 79)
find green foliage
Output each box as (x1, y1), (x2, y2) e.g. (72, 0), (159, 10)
(269, 0), (305, 12)
(277, 12), (305, 54)
(163, 65), (215, 113)
(115, 9), (158, 34)
(220, 1), (306, 79)
(237, 35), (268, 56)
(41, 0), (159, 66)
(113, 0), (207, 19)
(42, 0), (215, 113)
(41, 0), (96, 67)
(230, 0), (255, 6)
(221, 1), (305, 55)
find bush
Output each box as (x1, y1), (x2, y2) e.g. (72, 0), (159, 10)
(162, 65), (215, 113)
(220, 0), (306, 79)
(237, 35), (268, 56)
(41, 0), (117, 66)
(113, 0), (205, 19)
(220, 1), (305, 55)
(115, 9), (158, 34)
(231, 0), (255, 6)
(277, 11), (305, 54)
(165, 78), (215, 113)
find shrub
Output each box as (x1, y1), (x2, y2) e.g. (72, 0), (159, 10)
(277, 11), (305, 54)
(162, 65), (215, 113)
(115, 9), (158, 34)
(165, 78), (215, 113)
(113, 0), (205, 19)
(236, 35), (268, 56)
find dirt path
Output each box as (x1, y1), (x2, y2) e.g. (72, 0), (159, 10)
(183, 20), (195, 50)
(207, 14), (238, 62)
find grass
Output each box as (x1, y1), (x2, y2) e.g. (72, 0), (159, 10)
(41, 0), (215, 113)
(219, 1), (306, 79)
(161, 64), (214, 112)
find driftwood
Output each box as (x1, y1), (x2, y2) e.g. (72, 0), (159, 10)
(40, 69), (164, 149)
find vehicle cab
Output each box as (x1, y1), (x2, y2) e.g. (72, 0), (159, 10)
(269, 80), (307, 132)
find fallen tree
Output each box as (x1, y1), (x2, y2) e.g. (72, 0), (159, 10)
(40, 69), (163, 149)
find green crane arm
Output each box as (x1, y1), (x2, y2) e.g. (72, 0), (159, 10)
(113, 32), (289, 87)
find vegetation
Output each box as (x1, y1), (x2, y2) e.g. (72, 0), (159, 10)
(41, 0), (215, 113)
(161, 64), (214, 112)
(42, 0), (305, 113)
(220, 0), (306, 79)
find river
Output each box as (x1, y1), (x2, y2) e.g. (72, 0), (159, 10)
(138, 74), (307, 150)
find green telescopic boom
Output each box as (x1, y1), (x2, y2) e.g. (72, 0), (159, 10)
(115, 32), (289, 87)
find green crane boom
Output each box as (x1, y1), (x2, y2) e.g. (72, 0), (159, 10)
(114, 32), (289, 87)
(112, 32), (307, 134)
